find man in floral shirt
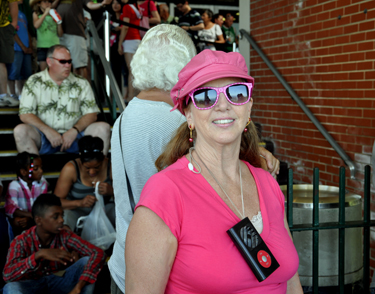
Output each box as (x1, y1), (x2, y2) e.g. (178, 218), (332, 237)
(13, 44), (111, 155)
(3, 194), (106, 294)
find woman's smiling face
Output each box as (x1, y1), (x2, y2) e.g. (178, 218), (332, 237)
(185, 77), (253, 148)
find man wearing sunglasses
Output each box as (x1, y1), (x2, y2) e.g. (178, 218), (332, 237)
(13, 44), (111, 156)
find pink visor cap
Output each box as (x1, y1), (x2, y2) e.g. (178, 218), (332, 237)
(171, 49), (255, 115)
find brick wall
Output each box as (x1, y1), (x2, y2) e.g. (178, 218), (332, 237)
(249, 0), (375, 279)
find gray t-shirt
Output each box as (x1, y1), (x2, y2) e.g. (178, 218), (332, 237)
(108, 97), (186, 292)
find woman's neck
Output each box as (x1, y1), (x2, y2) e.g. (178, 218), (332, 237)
(193, 140), (241, 180)
(137, 88), (174, 106)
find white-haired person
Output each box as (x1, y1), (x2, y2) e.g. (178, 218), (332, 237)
(125, 50), (303, 293)
(109, 24), (280, 294)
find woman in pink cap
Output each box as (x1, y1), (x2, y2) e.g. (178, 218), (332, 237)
(125, 49), (303, 293)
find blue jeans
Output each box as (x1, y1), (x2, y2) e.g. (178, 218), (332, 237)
(6, 51), (32, 81)
(36, 127), (84, 155)
(3, 257), (95, 294)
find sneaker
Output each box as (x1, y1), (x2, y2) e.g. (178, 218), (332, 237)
(0, 94), (20, 107)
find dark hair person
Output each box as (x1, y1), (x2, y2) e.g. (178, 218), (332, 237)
(5, 152), (47, 235)
(54, 136), (115, 231)
(125, 50), (303, 293)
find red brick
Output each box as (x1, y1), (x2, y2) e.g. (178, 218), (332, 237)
(343, 24), (358, 34)
(357, 61), (373, 70)
(351, 12), (367, 23)
(350, 32), (366, 42)
(342, 43), (358, 53)
(323, 1), (336, 10)
(349, 72), (364, 80)
(345, 4), (360, 15)
(359, 20), (375, 31)
(350, 52), (365, 61)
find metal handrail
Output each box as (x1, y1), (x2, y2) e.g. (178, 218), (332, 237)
(86, 19), (126, 113)
(240, 29), (356, 179)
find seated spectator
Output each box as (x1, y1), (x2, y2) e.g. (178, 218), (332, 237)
(7, 0), (33, 101)
(54, 136), (115, 231)
(197, 9), (225, 52)
(2, 193), (106, 294)
(222, 13), (238, 52)
(173, 0), (204, 42)
(13, 44), (111, 156)
(213, 13), (224, 27)
(31, 0), (63, 71)
(5, 152), (47, 236)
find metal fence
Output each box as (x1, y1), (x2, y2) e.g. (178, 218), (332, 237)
(286, 166), (374, 293)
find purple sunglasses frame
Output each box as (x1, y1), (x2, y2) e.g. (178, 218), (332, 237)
(188, 82), (253, 110)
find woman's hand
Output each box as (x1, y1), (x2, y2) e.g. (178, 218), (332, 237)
(258, 147), (280, 179)
(98, 182), (113, 196)
(80, 195), (97, 208)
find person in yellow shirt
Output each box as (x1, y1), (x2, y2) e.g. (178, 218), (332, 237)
(0, 0), (20, 107)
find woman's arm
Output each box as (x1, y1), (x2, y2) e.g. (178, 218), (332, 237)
(215, 34), (225, 44)
(33, 10), (49, 29)
(54, 162), (81, 210)
(284, 213), (303, 294)
(117, 17), (129, 55)
(148, 10), (160, 25)
(57, 23), (63, 37)
(125, 206), (177, 294)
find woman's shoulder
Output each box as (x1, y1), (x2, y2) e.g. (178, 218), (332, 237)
(147, 157), (188, 185)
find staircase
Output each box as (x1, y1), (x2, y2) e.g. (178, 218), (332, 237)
(0, 106), (117, 203)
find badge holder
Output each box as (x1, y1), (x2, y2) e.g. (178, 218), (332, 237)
(227, 217), (280, 282)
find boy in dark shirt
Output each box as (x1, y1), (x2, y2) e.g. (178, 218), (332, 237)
(3, 194), (106, 294)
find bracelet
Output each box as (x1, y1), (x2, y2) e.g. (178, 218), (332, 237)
(72, 126), (80, 133)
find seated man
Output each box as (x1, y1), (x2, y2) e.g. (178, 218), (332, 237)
(13, 44), (111, 155)
(2, 193), (106, 294)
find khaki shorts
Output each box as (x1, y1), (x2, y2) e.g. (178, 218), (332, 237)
(0, 24), (15, 63)
(122, 39), (141, 54)
(59, 34), (88, 69)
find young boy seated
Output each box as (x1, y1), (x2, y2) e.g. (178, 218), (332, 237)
(2, 194), (106, 294)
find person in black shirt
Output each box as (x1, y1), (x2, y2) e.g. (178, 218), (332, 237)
(173, 0), (203, 41)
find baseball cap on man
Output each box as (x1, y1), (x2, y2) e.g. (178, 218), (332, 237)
(171, 49), (254, 115)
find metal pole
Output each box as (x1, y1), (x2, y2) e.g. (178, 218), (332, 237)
(313, 168), (319, 294)
(363, 165), (371, 292)
(87, 20), (125, 112)
(239, 30), (356, 179)
(338, 166), (345, 293)
(287, 168), (293, 230)
(104, 11), (111, 98)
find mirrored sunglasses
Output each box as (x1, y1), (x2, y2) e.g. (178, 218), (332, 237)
(188, 82), (253, 110)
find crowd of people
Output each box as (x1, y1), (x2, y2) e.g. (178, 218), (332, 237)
(0, 0), (304, 293)
(1, 0), (240, 103)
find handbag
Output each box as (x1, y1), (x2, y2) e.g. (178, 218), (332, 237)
(77, 182), (116, 250)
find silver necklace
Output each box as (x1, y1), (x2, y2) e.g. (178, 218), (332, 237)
(193, 148), (245, 219)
